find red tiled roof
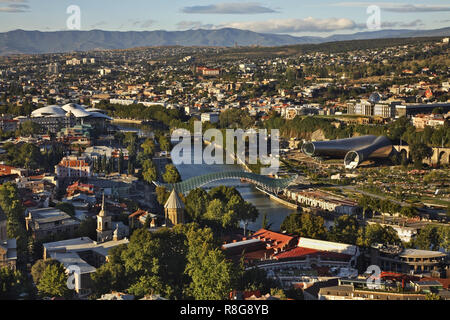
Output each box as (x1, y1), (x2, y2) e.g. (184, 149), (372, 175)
(129, 209), (147, 218)
(23, 200), (37, 207)
(59, 159), (90, 167)
(274, 247), (318, 259)
(0, 165), (15, 175)
(274, 247), (352, 261)
(29, 175), (45, 180)
(249, 229), (297, 251)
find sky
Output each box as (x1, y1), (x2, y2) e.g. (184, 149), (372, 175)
(0, 0), (449, 36)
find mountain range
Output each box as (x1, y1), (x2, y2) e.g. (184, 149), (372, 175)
(0, 27), (449, 56)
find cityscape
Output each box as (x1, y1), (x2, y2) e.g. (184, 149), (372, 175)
(0, 0), (448, 309)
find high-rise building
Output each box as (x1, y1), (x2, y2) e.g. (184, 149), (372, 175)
(354, 102), (373, 116)
(374, 103), (395, 118)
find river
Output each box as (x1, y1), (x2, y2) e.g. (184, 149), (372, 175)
(173, 147), (296, 232)
(117, 123), (297, 231)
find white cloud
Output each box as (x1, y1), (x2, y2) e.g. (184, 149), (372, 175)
(182, 2), (276, 14)
(219, 17), (358, 33)
(334, 2), (450, 13)
(0, 0), (29, 13)
(380, 19), (425, 28)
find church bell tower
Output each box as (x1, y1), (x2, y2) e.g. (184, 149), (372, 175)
(96, 193), (113, 243)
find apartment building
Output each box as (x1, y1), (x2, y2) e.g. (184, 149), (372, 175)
(55, 156), (92, 179)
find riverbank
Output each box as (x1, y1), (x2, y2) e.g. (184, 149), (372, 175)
(255, 186), (299, 210)
(112, 118), (143, 124)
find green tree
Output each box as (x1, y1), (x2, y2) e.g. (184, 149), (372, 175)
(234, 259), (278, 294)
(156, 186), (170, 206)
(357, 224), (401, 247)
(208, 186), (258, 223)
(280, 213), (327, 240)
(409, 143), (433, 169)
(0, 183), (28, 263)
(90, 263), (128, 298)
(124, 132), (138, 158)
(204, 199), (233, 228)
(121, 227), (188, 299)
(280, 213), (302, 234)
(400, 206), (419, 218)
(15, 121), (41, 137)
(425, 292), (441, 300)
(31, 259), (60, 286)
(185, 225), (233, 300)
(185, 188), (210, 222)
(261, 212), (270, 230)
(358, 195), (372, 220)
(142, 159), (158, 183)
(37, 262), (72, 298)
(432, 107), (444, 115)
(90, 244), (128, 297)
(437, 226), (449, 251)
(329, 215), (359, 244)
(414, 225), (442, 251)
(118, 151), (124, 174)
(128, 158), (134, 176)
(141, 138), (156, 157)
(3, 143), (44, 170)
(158, 135), (171, 152)
(162, 164), (181, 184)
(0, 267), (25, 299)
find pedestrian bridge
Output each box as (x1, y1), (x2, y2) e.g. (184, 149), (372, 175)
(154, 171), (298, 194)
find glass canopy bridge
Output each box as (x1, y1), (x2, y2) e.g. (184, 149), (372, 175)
(154, 171), (298, 195)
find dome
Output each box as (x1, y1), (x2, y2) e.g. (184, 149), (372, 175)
(88, 111), (113, 121)
(85, 108), (106, 113)
(31, 105), (67, 118)
(369, 92), (381, 104)
(62, 103), (91, 118)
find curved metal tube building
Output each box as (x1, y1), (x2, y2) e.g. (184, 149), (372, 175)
(302, 135), (393, 169)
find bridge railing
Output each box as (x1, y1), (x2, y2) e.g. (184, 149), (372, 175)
(154, 171), (298, 194)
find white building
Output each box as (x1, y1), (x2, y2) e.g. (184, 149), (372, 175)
(43, 236), (129, 296)
(201, 112), (220, 124)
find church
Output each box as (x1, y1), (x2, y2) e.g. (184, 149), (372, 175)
(164, 189), (185, 227)
(96, 193), (114, 242)
(42, 193), (129, 296)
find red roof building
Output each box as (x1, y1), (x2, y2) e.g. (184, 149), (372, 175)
(66, 181), (95, 197)
(55, 156), (92, 179)
(248, 229), (298, 253)
(274, 247), (352, 262)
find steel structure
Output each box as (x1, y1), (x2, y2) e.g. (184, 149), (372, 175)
(154, 171), (298, 194)
(302, 135), (393, 169)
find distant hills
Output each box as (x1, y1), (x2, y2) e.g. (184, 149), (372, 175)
(0, 27), (449, 56)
